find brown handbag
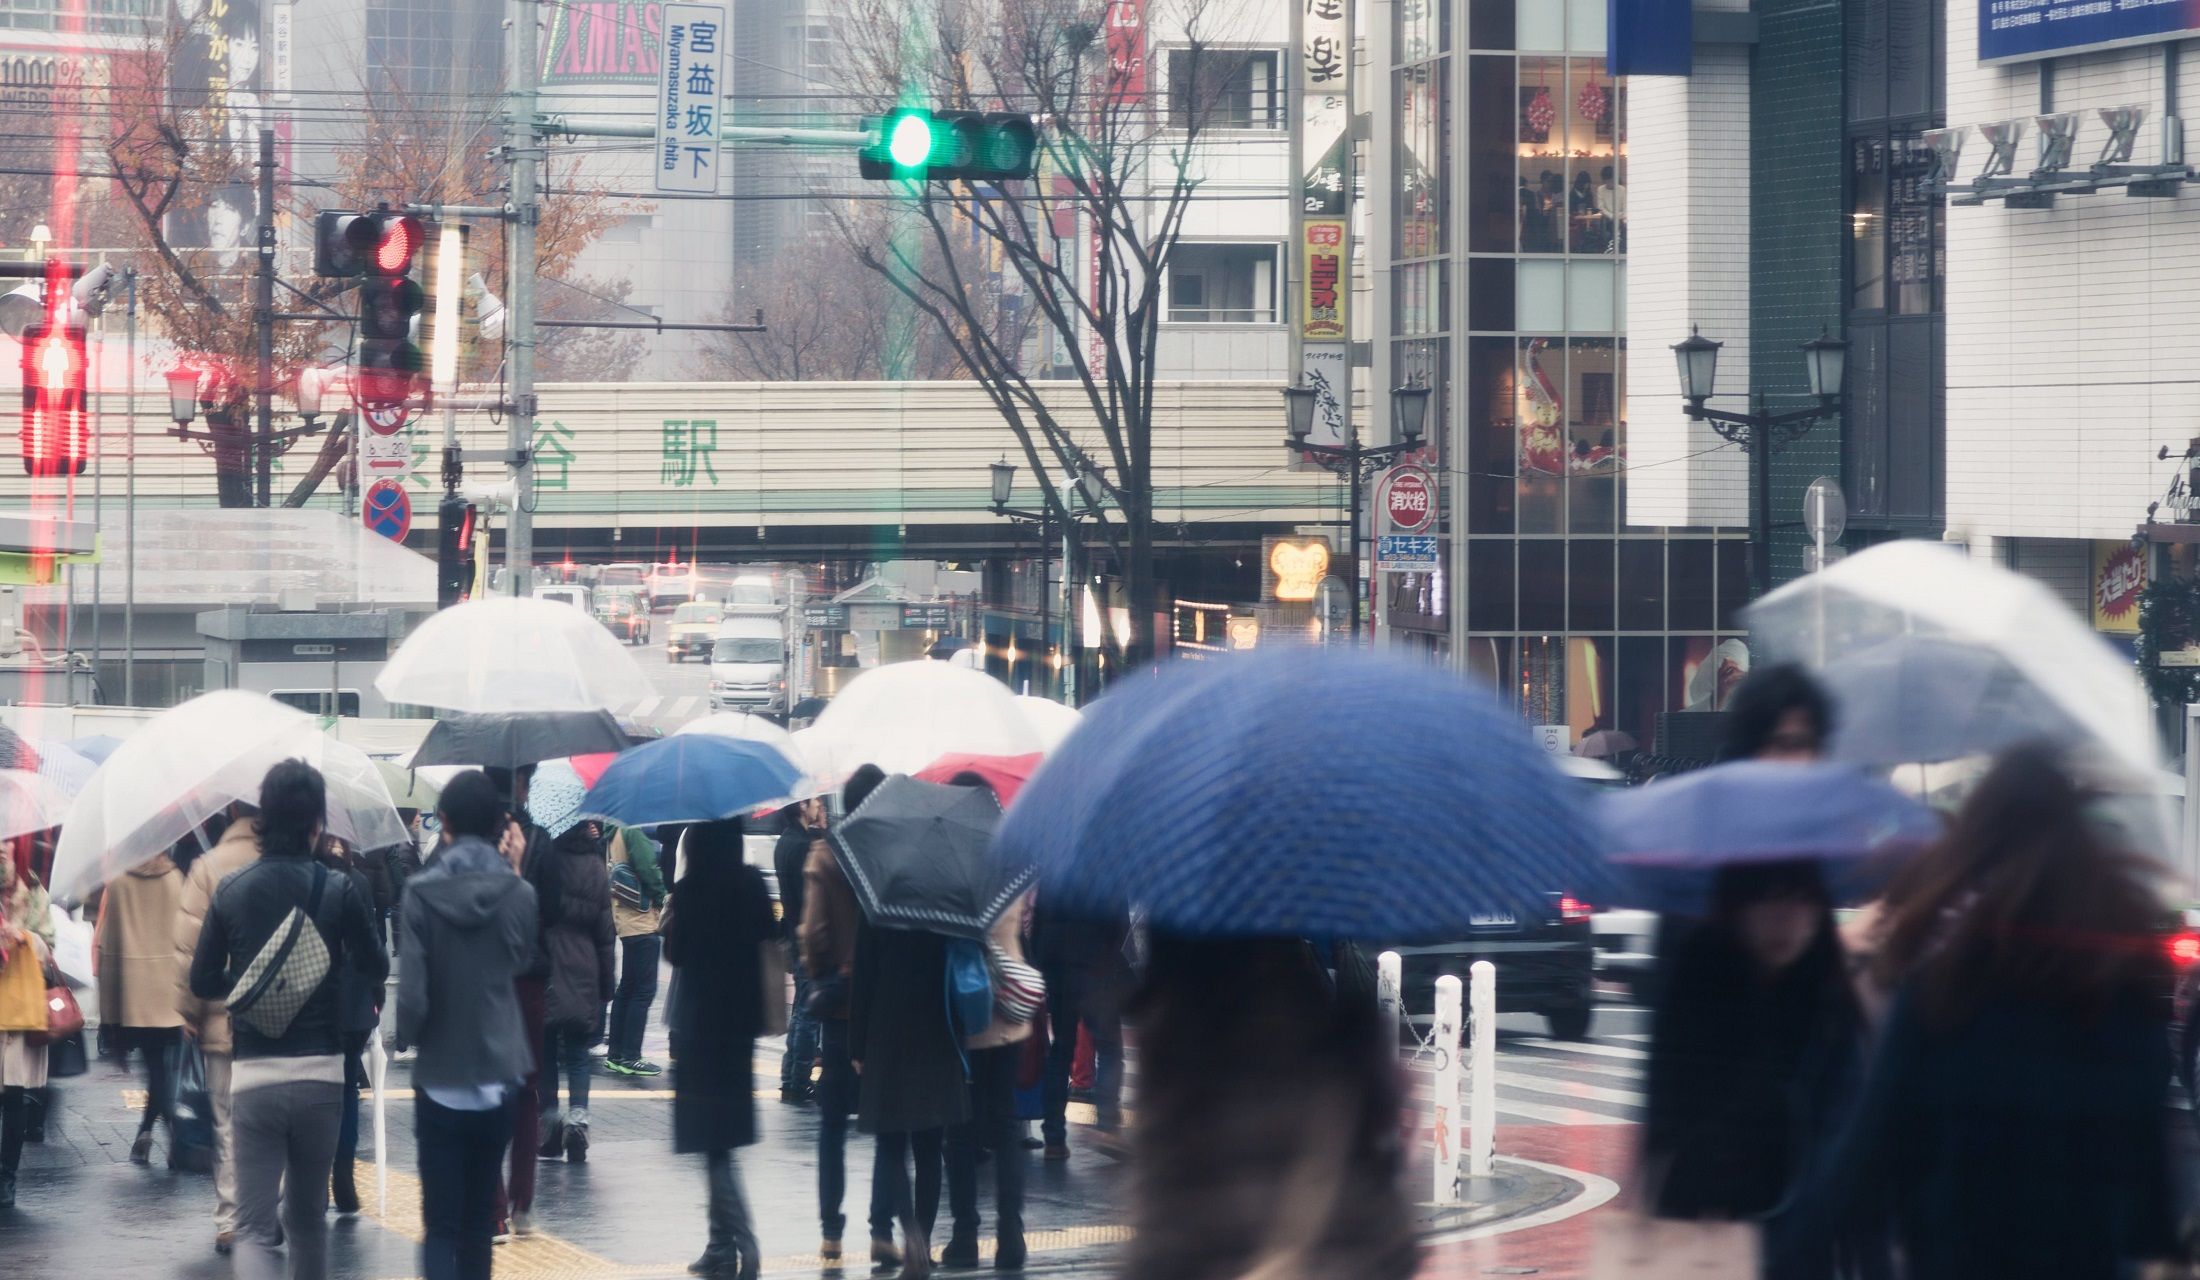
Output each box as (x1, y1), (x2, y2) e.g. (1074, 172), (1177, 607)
(34, 982), (83, 1046)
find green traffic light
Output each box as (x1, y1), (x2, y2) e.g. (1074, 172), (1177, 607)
(888, 113), (935, 168)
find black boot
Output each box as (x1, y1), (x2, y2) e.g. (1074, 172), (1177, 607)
(332, 1160), (360, 1215)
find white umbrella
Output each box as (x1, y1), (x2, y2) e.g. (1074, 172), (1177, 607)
(0, 769), (71, 842)
(801, 660), (1040, 777)
(374, 596), (652, 714)
(27, 740), (97, 798)
(1745, 540), (2157, 778)
(49, 691), (409, 903)
(1013, 695), (1083, 754)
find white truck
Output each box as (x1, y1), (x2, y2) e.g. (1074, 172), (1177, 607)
(710, 612), (789, 715)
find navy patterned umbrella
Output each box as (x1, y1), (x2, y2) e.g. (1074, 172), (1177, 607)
(993, 649), (1616, 941)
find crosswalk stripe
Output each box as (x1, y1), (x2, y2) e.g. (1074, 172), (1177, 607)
(629, 694), (663, 718)
(1496, 1074), (1643, 1108)
(668, 695), (700, 719)
(1487, 1095), (1617, 1126)
(1512, 1036), (1650, 1061)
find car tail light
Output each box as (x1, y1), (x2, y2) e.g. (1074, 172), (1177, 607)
(2169, 932), (2200, 967)
(1558, 895), (1592, 924)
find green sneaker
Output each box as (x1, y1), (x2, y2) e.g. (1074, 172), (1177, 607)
(603, 1059), (639, 1078)
(627, 1058), (664, 1077)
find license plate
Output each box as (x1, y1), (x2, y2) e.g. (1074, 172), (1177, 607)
(1469, 911), (1516, 928)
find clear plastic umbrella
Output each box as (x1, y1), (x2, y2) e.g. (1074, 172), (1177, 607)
(374, 596), (653, 714)
(1012, 695), (1083, 754)
(801, 660), (1040, 778)
(1745, 540), (2157, 778)
(49, 691), (408, 902)
(0, 769), (72, 842)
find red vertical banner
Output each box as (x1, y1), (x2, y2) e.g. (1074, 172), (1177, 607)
(1103, 0), (1147, 103)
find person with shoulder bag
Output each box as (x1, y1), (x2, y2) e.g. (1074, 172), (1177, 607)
(606, 824), (667, 1078)
(0, 838), (54, 1209)
(187, 762), (387, 1280)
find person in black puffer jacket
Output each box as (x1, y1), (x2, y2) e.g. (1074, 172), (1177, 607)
(531, 770), (615, 1167)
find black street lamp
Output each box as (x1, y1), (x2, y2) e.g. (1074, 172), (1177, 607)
(987, 457), (1063, 698)
(1280, 381), (1431, 642)
(1671, 326), (1848, 597)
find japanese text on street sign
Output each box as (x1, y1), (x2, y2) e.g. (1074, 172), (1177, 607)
(654, 3), (726, 194)
(1376, 535), (1438, 572)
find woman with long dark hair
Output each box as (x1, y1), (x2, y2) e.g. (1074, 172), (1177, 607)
(1640, 860), (1865, 1242)
(1118, 934), (1416, 1280)
(1781, 746), (2180, 1277)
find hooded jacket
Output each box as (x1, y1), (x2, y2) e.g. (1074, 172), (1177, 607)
(542, 824), (617, 1030)
(395, 835), (539, 1091)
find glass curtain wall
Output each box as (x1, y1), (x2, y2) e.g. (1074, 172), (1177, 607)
(1415, 0), (1753, 753)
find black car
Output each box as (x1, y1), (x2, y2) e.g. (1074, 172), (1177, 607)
(1388, 891), (1597, 1040)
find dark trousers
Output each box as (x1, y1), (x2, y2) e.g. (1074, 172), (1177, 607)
(495, 975), (547, 1219)
(335, 1033), (370, 1171)
(417, 1092), (512, 1280)
(1041, 964), (1123, 1144)
(702, 1148), (760, 1274)
(119, 1026), (181, 1136)
(875, 1127), (945, 1253)
(946, 1044), (1025, 1247)
(780, 942), (819, 1092)
(0, 1086), (23, 1175)
(609, 934), (662, 1064)
(541, 1022), (592, 1119)
(816, 1018), (893, 1241)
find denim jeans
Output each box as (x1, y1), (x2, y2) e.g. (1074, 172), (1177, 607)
(1041, 963), (1123, 1144)
(541, 1022), (592, 1120)
(701, 1149), (760, 1275)
(816, 1018), (893, 1242)
(416, 1091), (512, 1280)
(780, 940), (819, 1091)
(609, 934), (662, 1064)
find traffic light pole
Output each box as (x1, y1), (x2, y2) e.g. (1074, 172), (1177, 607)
(503, 0), (541, 598)
(255, 128), (276, 508)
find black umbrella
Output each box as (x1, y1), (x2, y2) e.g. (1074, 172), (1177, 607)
(411, 710), (633, 770)
(927, 635), (973, 659)
(829, 775), (1030, 939)
(789, 696), (829, 721)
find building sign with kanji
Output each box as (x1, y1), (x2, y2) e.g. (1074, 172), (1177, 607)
(1301, 219), (1347, 340)
(653, 3), (725, 195)
(661, 418), (719, 486)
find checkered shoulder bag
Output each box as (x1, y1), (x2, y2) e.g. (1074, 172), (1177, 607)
(225, 865), (333, 1040)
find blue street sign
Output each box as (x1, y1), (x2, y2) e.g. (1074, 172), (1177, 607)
(364, 478), (412, 542)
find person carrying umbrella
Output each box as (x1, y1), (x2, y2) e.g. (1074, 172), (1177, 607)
(95, 841), (185, 1169)
(483, 763), (557, 1239)
(605, 824), (669, 1079)
(186, 761), (387, 1280)
(665, 819), (776, 1280)
(528, 764), (616, 1165)
(773, 799), (826, 1103)
(800, 767), (899, 1270)
(0, 837), (53, 1210)
(172, 797), (267, 1254)
(319, 836), (389, 1216)
(395, 770), (539, 1280)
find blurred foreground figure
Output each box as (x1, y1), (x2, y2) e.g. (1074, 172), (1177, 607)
(1119, 934), (1416, 1280)
(1779, 746), (2179, 1278)
(1640, 860), (1871, 1277)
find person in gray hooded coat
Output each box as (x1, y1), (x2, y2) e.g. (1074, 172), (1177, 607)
(397, 770), (539, 1280)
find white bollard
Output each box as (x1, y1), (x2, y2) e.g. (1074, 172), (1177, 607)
(1377, 950), (1403, 1062)
(1468, 960), (1496, 1178)
(1431, 974), (1464, 1204)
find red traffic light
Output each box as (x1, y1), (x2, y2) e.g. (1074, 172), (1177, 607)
(19, 323), (87, 477)
(374, 216), (421, 274)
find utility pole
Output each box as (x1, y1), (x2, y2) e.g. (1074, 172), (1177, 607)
(255, 127), (276, 507)
(504, 0), (540, 596)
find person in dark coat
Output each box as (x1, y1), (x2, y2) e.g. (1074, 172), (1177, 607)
(1032, 896), (1128, 1161)
(851, 920), (971, 1280)
(320, 837), (388, 1216)
(486, 764), (558, 1237)
(1776, 747), (2180, 1279)
(1640, 859), (1868, 1275)
(537, 812), (615, 1165)
(773, 798), (826, 1102)
(666, 820), (774, 1280)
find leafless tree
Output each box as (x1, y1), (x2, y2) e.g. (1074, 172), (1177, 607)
(696, 233), (984, 381)
(832, 0), (1261, 667)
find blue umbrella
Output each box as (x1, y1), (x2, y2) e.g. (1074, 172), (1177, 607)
(580, 735), (803, 828)
(992, 649), (1617, 941)
(1597, 760), (1943, 911)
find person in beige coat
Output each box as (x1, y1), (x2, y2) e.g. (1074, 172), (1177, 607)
(941, 890), (1043, 1270)
(98, 853), (185, 1166)
(172, 810), (262, 1255)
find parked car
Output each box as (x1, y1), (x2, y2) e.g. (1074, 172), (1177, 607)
(666, 601), (725, 661)
(595, 589), (651, 645)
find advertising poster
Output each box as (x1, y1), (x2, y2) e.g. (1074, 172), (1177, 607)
(1979, 0), (2200, 66)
